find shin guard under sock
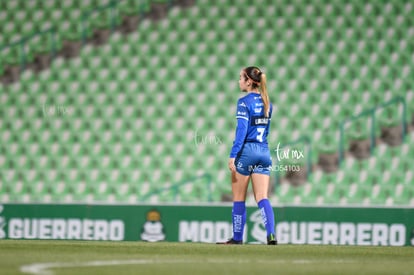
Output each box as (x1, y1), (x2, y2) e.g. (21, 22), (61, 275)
(258, 198), (275, 236)
(232, 201), (246, 241)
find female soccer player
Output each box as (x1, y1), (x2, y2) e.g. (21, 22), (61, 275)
(218, 66), (277, 245)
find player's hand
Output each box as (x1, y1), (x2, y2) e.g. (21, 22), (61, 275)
(228, 158), (236, 172)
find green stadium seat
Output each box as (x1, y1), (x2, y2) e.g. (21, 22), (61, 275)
(394, 183), (414, 205)
(1, 0), (413, 205)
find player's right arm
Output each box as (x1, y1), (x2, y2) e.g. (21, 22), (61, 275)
(229, 99), (249, 158)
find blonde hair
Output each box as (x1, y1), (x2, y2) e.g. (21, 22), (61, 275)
(259, 73), (270, 118)
(244, 66), (270, 117)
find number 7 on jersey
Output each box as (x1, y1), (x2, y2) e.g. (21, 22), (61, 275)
(256, 127), (265, 142)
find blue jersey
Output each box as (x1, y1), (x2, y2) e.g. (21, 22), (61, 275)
(229, 93), (272, 158)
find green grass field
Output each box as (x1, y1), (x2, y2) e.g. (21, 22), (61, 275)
(0, 240), (413, 275)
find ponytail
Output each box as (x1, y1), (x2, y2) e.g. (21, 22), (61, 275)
(244, 66), (270, 118)
(259, 73), (270, 118)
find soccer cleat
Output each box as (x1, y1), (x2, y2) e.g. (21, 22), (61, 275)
(267, 234), (277, 245)
(216, 238), (242, 245)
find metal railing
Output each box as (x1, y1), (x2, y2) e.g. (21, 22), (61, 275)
(0, 0), (173, 75)
(141, 173), (213, 202)
(338, 96), (407, 165)
(81, 1), (119, 45)
(0, 28), (57, 72)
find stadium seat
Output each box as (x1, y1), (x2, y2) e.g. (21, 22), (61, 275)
(0, 0), (413, 206)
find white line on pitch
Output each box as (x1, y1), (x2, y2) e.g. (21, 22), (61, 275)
(20, 258), (356, 275)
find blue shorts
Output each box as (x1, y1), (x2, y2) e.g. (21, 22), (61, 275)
(235, 143), (272, 176)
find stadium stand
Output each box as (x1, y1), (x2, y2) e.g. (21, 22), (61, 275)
(0, 0), (413, 206)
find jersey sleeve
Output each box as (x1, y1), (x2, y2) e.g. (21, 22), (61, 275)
(235, 99), (249, 121)
(229, 99), (249, 158)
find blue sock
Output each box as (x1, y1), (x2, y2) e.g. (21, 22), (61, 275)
(258, 199), (275, 236)
(232, 201), (246, 241)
